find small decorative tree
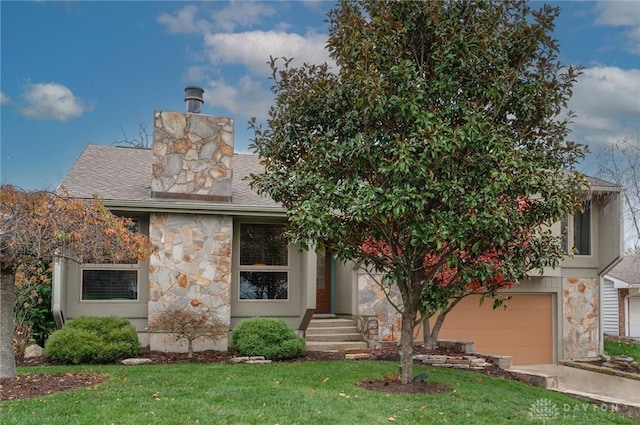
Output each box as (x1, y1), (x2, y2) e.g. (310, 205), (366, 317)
(147, 308), (229, 358)
(0, 185), (155, 378)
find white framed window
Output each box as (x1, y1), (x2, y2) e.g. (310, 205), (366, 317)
(561, 200), (591, 256)
(238, 223), (289, 300)
(81, 264), (140, 301)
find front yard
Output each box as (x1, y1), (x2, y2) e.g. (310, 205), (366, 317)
(605, 336), (640, 363)
(1, 361), (635, 425)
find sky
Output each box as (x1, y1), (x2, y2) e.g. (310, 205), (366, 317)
(1, 1), (639, 192)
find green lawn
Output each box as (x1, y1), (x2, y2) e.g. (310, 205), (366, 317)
(605, 339), (640, 363)
(1, 361), (634, 425)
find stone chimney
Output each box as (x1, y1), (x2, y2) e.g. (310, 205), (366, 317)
(151, 87), (234, 202)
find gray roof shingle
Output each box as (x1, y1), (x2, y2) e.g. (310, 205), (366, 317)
(608, 256), (640, 285)
(60, 144), (276, 207)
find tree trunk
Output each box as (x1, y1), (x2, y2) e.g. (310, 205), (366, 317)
(422, 316), (437, 350)
(423, 297), (465, 350)
(187, 339), (194, 358)
(398, 309), (416, 384)
(1, 272), (17, 378)
(424, 310), (447, 350)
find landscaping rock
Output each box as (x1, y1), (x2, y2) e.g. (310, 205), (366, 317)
(230, 356), (271, 364)
(24, 345), (44, 358)
(121, 358), (153, 365)
(346, 353), (371, 360)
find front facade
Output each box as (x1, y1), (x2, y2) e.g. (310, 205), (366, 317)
(53, 93), (623, 363)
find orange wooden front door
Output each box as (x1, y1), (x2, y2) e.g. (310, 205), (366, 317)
(316, 253), (331, 313)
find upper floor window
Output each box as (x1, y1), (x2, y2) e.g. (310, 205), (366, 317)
(238, 223), (289, 300)
(561, 201), (591, 255)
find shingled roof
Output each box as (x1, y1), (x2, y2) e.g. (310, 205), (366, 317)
(61, 144), (619, 210)
(60, 144), (277, 207)
(607, 256), (640, 285)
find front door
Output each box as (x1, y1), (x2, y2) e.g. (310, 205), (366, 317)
(315, 253), (331, 313)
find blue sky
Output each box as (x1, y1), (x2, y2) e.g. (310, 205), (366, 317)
(1, 1), (639, 191)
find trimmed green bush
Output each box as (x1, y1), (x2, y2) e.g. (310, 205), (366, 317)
(231, 317), (306, 360)
(44, 316), (140, 364)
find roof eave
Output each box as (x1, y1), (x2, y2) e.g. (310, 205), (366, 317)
(100, 199), (286, 217)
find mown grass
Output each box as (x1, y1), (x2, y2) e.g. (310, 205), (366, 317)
(605, 339), (640, 363)
(1, 361), (634, 425)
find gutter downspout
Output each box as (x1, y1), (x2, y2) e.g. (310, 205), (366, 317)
(51, 261), (65, 329)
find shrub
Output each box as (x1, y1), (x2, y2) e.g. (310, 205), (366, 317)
(14, 261), (56, 350)
(44, 316), (140, 364)
(231, 317), (306, 360)
(147, 308), (229, 358)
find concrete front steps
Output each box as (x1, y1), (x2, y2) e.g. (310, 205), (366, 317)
(305, 316), (368, 352)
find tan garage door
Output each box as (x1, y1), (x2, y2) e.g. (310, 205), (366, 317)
(437, 294), (553, 365)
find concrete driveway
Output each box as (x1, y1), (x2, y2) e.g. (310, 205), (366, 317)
(509, 363), (640, 421)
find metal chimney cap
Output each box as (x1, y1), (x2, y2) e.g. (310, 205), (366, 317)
(184, 86), (205, 102)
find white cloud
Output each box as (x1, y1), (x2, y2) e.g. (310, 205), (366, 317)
(204, 76), (273, 121)
(203, 30), (333, 76)
(594, 1), (640, 54)
(569, 66), (640, 148)
(159, 3), (334, 124)
(594, 1), (640, 27)
(184, 65), (209, 82)
(0, 92), (10, 105)
(157, 5), (210, 34)
(18, 83), (94, 121)
(210, 1), (277, 32)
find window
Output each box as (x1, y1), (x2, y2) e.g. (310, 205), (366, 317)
(238, 223), (289, 300)
(561, 201), (591, 255)
(81, 266), (139, 301)
(80, 219), (143, 301)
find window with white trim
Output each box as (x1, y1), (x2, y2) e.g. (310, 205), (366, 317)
(238, 223), (289, 300)
(561, 200), (591, 255)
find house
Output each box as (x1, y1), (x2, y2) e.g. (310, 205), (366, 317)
(52, 87), (624, 364)
(603, 256), (640, 338)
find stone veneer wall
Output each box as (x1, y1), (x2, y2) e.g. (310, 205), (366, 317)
(357, 270), (402, 342)
(152, 111), (234, 198)
(148, 213), (232, 351)
(562, 277), (600, 359)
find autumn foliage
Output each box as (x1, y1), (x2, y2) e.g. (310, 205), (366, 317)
(0, 184), (155, 378)
(0, 185), (154, 272)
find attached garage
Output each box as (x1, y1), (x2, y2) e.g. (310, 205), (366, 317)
(437, 293), (554, 365)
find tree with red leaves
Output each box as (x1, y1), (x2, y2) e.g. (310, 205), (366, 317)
(0, 185), (155, 378)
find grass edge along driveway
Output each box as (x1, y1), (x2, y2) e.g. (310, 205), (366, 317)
(1, 361), (635, 425)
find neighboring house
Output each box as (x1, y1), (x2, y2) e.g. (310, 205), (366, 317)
(52, 88), (624, 364)
(603, 256), (640, 338)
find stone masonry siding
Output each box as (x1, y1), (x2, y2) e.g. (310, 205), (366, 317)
(357, 270), (402, 342)
(152, 111), (234, 198)
(148, 213), (232, 351)
(563, 277), (599, 359)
